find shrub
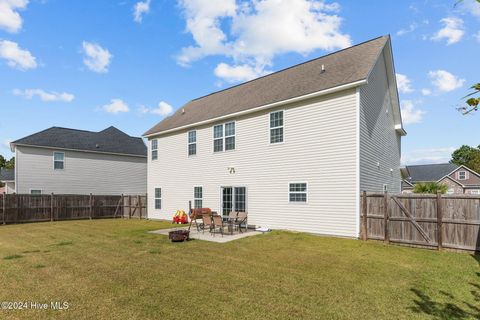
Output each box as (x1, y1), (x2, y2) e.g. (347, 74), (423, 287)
(413, 182), (448, 194)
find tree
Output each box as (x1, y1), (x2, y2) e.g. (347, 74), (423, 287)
(4, 157), (14, 169)
(450, 145), (480, 172)
(413, 182), (448, 194)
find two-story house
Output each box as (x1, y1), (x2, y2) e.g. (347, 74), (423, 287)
(9, 126), (147, 195)
(143, 35), (405, 238)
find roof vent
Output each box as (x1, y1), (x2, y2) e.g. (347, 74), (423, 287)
(95, 144), (100, 148)
(321, 64), (326, 73)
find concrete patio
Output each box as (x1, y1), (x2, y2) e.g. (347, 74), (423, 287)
(149, 226), (263, 243)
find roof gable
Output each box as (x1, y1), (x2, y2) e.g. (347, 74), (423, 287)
(12, 127), (147, 157)
(144, 35), (390, 137)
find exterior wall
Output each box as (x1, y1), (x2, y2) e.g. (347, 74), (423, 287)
(6, 182), (15, 194)
(359, 51), (402, 193)
(16, 146), (147, 195)
(449, 168), (480, 186)
(147, 90), (359, 237)
(438, 177), (464, 194)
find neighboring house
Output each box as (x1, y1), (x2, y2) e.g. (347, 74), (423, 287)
(401, 163), (480, 194)
(0, 168), (15, 194)
(143, 35), (405, 238)
(9, 126), (147, 195)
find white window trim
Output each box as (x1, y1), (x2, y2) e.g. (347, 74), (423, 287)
(29, 188), (42, 195)
(53, 151), (65, 170)
(269, 110), (285, 145)
(151, 139), (158, 161)
(219, 186), (248, 216)
(193, 185), (203, 209)
(188, 130), (197, 157)
(154, 187), (162, 210)
(288, 182), (308, 204)
(213, 121), (236, 153)
(458, 171), (468, 180)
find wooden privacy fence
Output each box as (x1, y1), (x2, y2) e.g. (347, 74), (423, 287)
(361, 192), (480, 252)
(0, 193), (147, 225)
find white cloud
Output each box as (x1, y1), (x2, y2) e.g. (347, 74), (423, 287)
(401, 100), (425, 125)
(13, 88), (75, 102)
(396, 73), (413, 94)
(431, 17), (465, 45)
(177, 0), (351, 82)
(133, 0), (151, 23)
(428, 70), (465, 92)
(1, 139), (12, 150)
(421, 88), (432, 96)
(102, 99), (129, 114)
(0, 0), (28, 33)
(397, 23), (417, 36)
(82, 41), (112, 73)
(140, 101), (173, 116)
(475, 31), (480, 42)
(0, 39), (36, 70)
(401, 147), (456, 165)
(214, 62), (269, 83)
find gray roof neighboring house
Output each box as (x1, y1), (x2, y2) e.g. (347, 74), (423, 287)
(404, 163), (459, 184)
(11, 126), (147, 157)
(144, 35), (392, 136)
(0, 168), (14, 181)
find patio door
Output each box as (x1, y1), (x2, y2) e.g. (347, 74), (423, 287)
(221, 187), (246, 216)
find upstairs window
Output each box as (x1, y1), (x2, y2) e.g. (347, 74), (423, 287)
(289, 183), (307, 203)
(53, 152), (65, 170)
(188, 131), (197, 156)
(194, 186), (203, 209)
(270, 111), (284, 144)
(213, 122), (235, 152)
(154, 188), (162, 209)
(151, 139), (158, 160)
(458, 171), (467, 180)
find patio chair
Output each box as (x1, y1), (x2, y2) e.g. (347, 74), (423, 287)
(190, 208), (211, 231)
(201, 214), (213, 234)
(235, 212), (248, 233)
(226, 211), (238, 234)
(211, 215), (224, 237)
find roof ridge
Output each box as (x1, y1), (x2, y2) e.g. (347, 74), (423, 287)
(407, 163), (456, 167)
(190, 35), (388, 103)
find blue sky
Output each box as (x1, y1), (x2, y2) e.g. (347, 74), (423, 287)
(0, 0), (478, 164)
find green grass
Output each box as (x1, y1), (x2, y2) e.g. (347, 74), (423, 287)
(0, 219), (478, 320)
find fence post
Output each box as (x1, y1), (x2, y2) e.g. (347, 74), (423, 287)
(362, 191), (368, 240)
(2, 192), (6, 225)
(89, 193), (93, 220)
(14, 193), (18, 224)
(437, 192), (443, 250)
(137, 195), (141, 219)
(128, 195), (132, 219)
(384, 191), (390, 244)
(50, 193), (54, 221)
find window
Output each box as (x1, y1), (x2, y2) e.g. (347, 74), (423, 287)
(270, 111), (284, 143)
(447, 188), (455, 195)
(30, 189), (42, 195)
(213, 122), (235, 152)
(383, 184), (388, 193)
(154, 188), (161, 209)
(151, 139), (158, 160)
(53, 152), (64, 170)
(458, 171), (467, 180)
(289, 183), (307, 203)
(194, 186), (203, 209)
(470, 190), (480, 195)
(188, 131), (197, 156)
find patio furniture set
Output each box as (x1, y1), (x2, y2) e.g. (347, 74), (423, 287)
(190, 208), (248, 237)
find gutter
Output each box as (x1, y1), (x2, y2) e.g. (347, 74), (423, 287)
(143, 79), (368, 138)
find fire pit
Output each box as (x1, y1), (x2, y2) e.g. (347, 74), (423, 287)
(168, 230), (190, 242)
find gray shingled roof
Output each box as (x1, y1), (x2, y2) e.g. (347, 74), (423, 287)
(0, 168), (14, 181)
(144, 35), (390, 136)
(404, 163), (459, 183)
(12, 127), (147, 157)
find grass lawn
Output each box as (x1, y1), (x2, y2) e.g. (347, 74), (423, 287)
(0, 220), (478, 320)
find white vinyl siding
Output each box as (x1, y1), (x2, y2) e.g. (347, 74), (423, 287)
(147, 89), (359, 237)
(359, 50), (402, 193)
(16, 146), (147, 195)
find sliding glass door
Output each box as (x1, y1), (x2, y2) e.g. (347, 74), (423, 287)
(221, 187), (247, 216)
